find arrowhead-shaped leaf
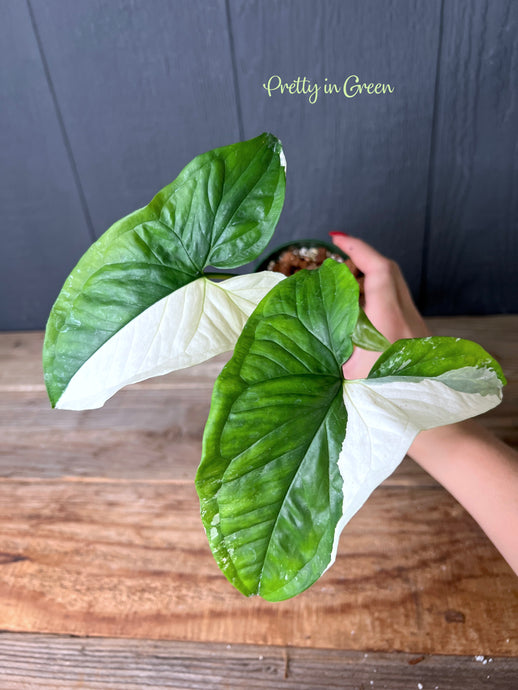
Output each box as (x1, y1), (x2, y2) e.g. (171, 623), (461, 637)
(43, 133), (286, 408)
(196, 261), (505, 601)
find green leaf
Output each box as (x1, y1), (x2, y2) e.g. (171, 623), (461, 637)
(196, 260), (359, 601)
(368, 336), (507, 387)
(352, 307), (391, 352)
(43, 133), (286, 408)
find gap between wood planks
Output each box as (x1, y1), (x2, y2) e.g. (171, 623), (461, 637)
(0, 634), (517, 690)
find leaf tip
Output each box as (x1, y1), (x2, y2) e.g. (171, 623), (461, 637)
(261, 131), (282, 152)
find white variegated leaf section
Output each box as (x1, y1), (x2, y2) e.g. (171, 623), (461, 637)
(57, 272), (284, 410)
(326, 368), (503, 567)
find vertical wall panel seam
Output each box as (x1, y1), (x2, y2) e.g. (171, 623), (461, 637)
(419, 0), (445, 311)
(26, 0), (97, 244)
(225, 0), (245, 140)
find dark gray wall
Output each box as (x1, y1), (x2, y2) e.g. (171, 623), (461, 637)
(1, 0), (517, 329)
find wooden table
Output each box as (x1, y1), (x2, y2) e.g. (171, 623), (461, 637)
(1, 317), (517, 689)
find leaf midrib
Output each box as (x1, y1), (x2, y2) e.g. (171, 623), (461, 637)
(254, 379), (344, 596)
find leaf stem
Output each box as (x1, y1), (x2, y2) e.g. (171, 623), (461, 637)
(204, 272), (235, 281)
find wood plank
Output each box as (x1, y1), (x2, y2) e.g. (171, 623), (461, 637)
(0, 2), (92, 330)
(0, 480), (515, 655)
(229, 0), (442, 297)
(0, 427), (201, 481)
(28, 0), (239, 239)
(0, 338), (224, 480)
(425, 0), (518, 314)
(0, 635), (517, 690)
(0, 423), (432, 485)
(0, 419), (432, 485)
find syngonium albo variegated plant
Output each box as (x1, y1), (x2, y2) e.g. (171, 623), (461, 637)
(43, 133), (506, 601)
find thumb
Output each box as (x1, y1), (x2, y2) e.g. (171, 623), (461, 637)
(329, 232), (399, 324)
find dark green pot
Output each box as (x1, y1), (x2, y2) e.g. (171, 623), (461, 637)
(255, 238), (349, 272)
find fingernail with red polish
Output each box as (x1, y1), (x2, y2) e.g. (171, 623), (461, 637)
(329, 231), (349, 238)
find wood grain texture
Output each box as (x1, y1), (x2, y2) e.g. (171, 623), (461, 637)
(0, 323), (516, 655)
(425, 0), (518, 314)
(0, 1), (92, 330)
(229, 0), (442, 296)
(26, 0), (240, 247)
(1, 634), (517, 690)
(0, 334), (225, 480)
(0, 480), (516, 655)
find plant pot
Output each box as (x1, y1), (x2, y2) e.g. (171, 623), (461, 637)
(256, 238), (364, 296)
(255, 238), (349, 275)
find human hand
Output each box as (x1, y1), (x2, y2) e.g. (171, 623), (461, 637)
(329, 232), (430, 379)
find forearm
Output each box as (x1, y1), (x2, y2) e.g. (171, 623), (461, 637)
(409, 420), (518, 574)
